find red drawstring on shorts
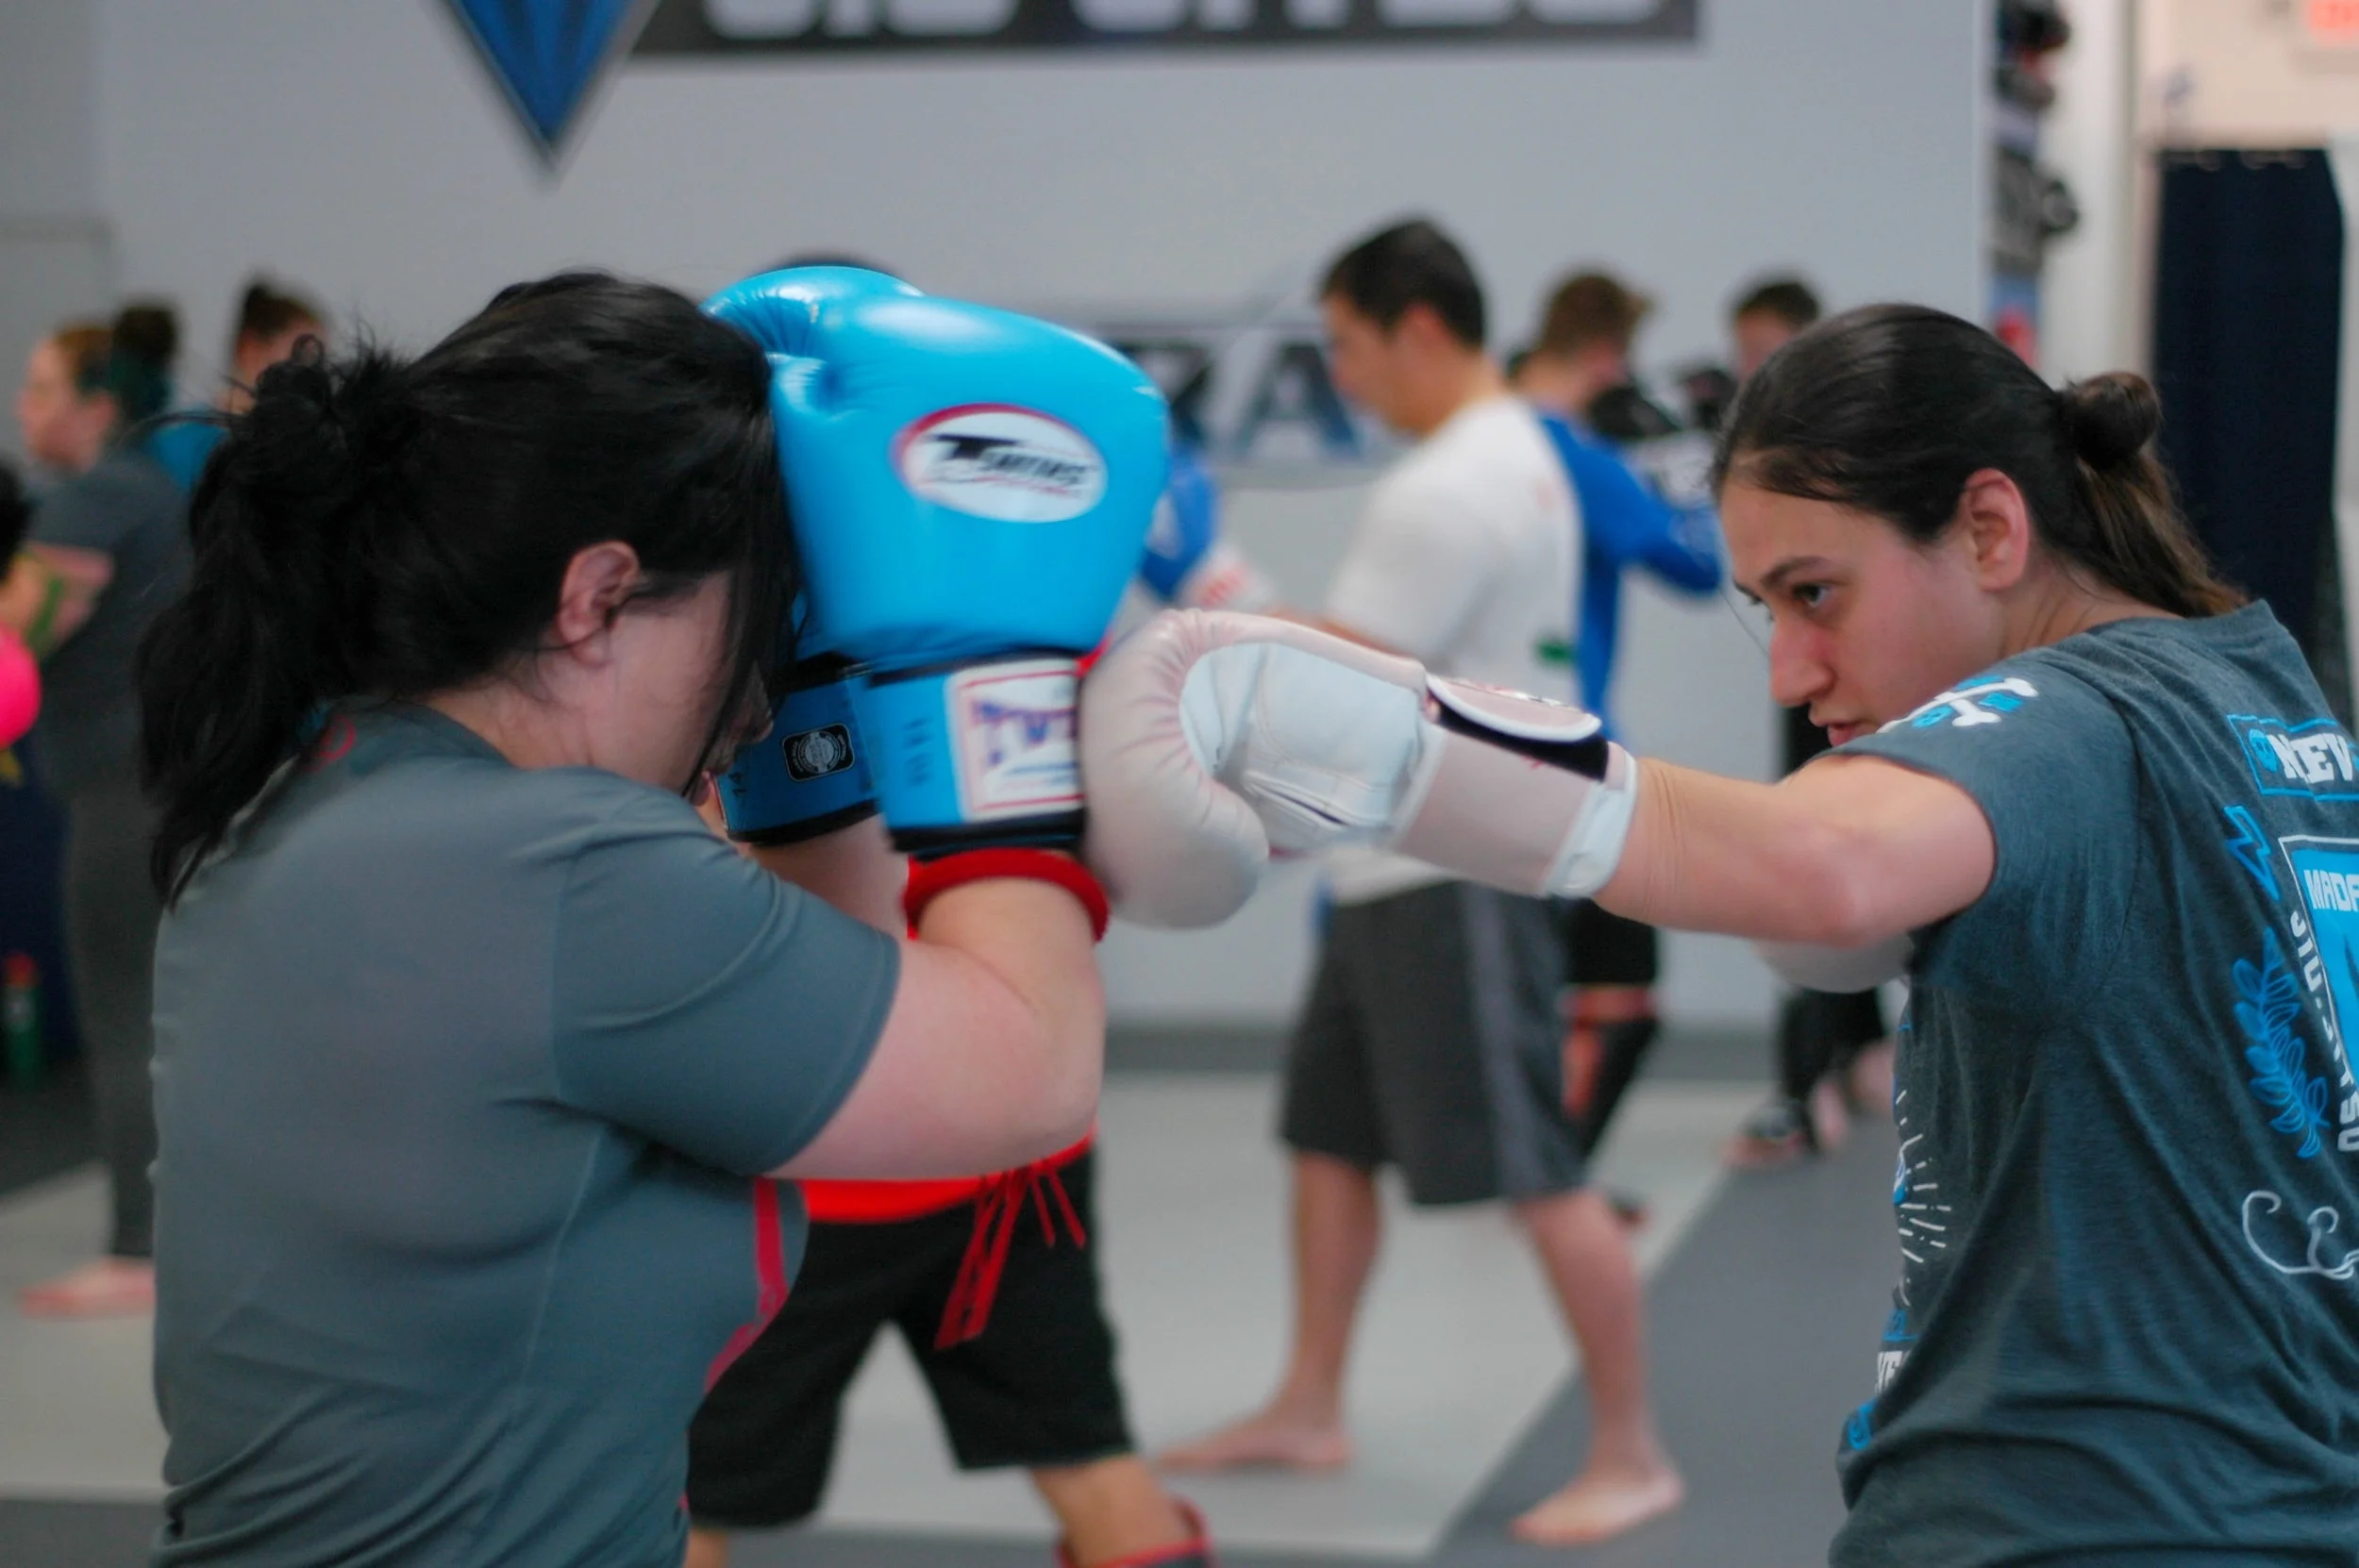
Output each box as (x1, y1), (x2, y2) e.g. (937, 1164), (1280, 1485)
(900, 859), (1097, 1350)
(934, 1154), (1089, 1349)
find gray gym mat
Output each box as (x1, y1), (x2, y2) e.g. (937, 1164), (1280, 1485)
(0, 1499), (158, 1568)
(723, 1527), (1376, 1567)
(1429, 1123), (1898, 1568)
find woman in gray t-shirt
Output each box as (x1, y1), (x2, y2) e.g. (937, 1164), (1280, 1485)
(134, 275), (1109, 1568)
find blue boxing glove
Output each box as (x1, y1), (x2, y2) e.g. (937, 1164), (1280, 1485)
(1138, 440), (1279, 613)
(714, 653), (878, 843)
(711, 269), (908, 843)
(705, 268), (1167, 855)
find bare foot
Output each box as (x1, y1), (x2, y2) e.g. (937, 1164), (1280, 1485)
(1157, 1408), (1350, 1472)
(1510, 1462), (1684, 1545)
(20, 1258), (155, 1318)
(1808, 1077), (1850, 1153)
(1722, 1098), (1814, 1169)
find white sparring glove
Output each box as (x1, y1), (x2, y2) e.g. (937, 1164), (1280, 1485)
(1080, 610), (1640, 927)
(1752, 934), (1914, 993)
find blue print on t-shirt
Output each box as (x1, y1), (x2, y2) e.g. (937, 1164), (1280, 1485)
(2224, 804), (2280, 896)
(2271, 837), (2359, 1158)
(2230, 714), (2359, 801)
(2232, 929), (2334, 1159)
(1842, 1399), (1878, 1452)
(1894, 676), (2039, 731)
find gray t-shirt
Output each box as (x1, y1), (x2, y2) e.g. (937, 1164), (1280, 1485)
(150, 705), (898, 1567)
(1832, 605), (2359, 1566)
(27, 445), (188, 796)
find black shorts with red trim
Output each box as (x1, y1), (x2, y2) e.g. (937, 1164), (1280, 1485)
(685, 1148), (1133, 1528)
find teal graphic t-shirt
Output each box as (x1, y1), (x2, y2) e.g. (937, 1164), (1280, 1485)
(150, 705), (898, 1567)
(1833, 604), (2359, 1566)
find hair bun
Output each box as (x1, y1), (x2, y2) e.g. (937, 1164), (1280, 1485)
(248, 342), (410, 449)
(227, 343), (415, 554)
(2061, 372), (2159, 469)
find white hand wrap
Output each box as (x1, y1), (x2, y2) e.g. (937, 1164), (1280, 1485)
(1081, 610), (1639, 927)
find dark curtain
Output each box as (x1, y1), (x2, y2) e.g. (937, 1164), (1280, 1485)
(2152, 147), (2346, 713)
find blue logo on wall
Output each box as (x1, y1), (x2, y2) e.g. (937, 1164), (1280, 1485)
(443, 0), (657, 162)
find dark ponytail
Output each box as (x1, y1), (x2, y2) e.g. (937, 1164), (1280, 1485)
(1716, 304), (2241, 619)
(138, 272), (794, 901)
(106, 302), (179, 433)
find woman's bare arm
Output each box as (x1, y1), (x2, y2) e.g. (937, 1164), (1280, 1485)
(743, 815), (1103, 1181)
(773, 873), (1102, 1181)
(744, 811), (903, 933)
(1599, 753), (1995, 948)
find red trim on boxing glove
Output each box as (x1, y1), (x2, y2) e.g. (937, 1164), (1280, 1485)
(903, 848), (1111, 942)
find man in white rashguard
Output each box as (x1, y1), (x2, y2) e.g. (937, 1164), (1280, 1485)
(1160, 219), (1681, 1546)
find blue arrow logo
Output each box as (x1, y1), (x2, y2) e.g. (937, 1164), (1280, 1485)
(443, 0), (656, 163)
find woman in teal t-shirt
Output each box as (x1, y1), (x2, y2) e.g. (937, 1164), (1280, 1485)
(1089, 304), (2359, 1561)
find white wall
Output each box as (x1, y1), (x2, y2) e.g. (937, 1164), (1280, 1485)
(2140, 0), (2359, 145)
(2045, 1), (2359, 390)
(90, 0), (1984, 1026)
(0, 0), (112, 467)
(2040, 0), (2136, 382)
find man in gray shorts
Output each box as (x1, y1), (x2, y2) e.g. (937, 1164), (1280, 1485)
(1161, 220), (1681, 1546)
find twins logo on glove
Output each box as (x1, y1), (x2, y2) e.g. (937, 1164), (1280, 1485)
(896, 406), (1108, 523)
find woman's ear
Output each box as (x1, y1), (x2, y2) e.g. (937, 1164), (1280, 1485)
(550, 542), (643, 664)
(1956, 467), (2034, 592)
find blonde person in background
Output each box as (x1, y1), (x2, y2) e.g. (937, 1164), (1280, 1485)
(7, 304), (190, 1315)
